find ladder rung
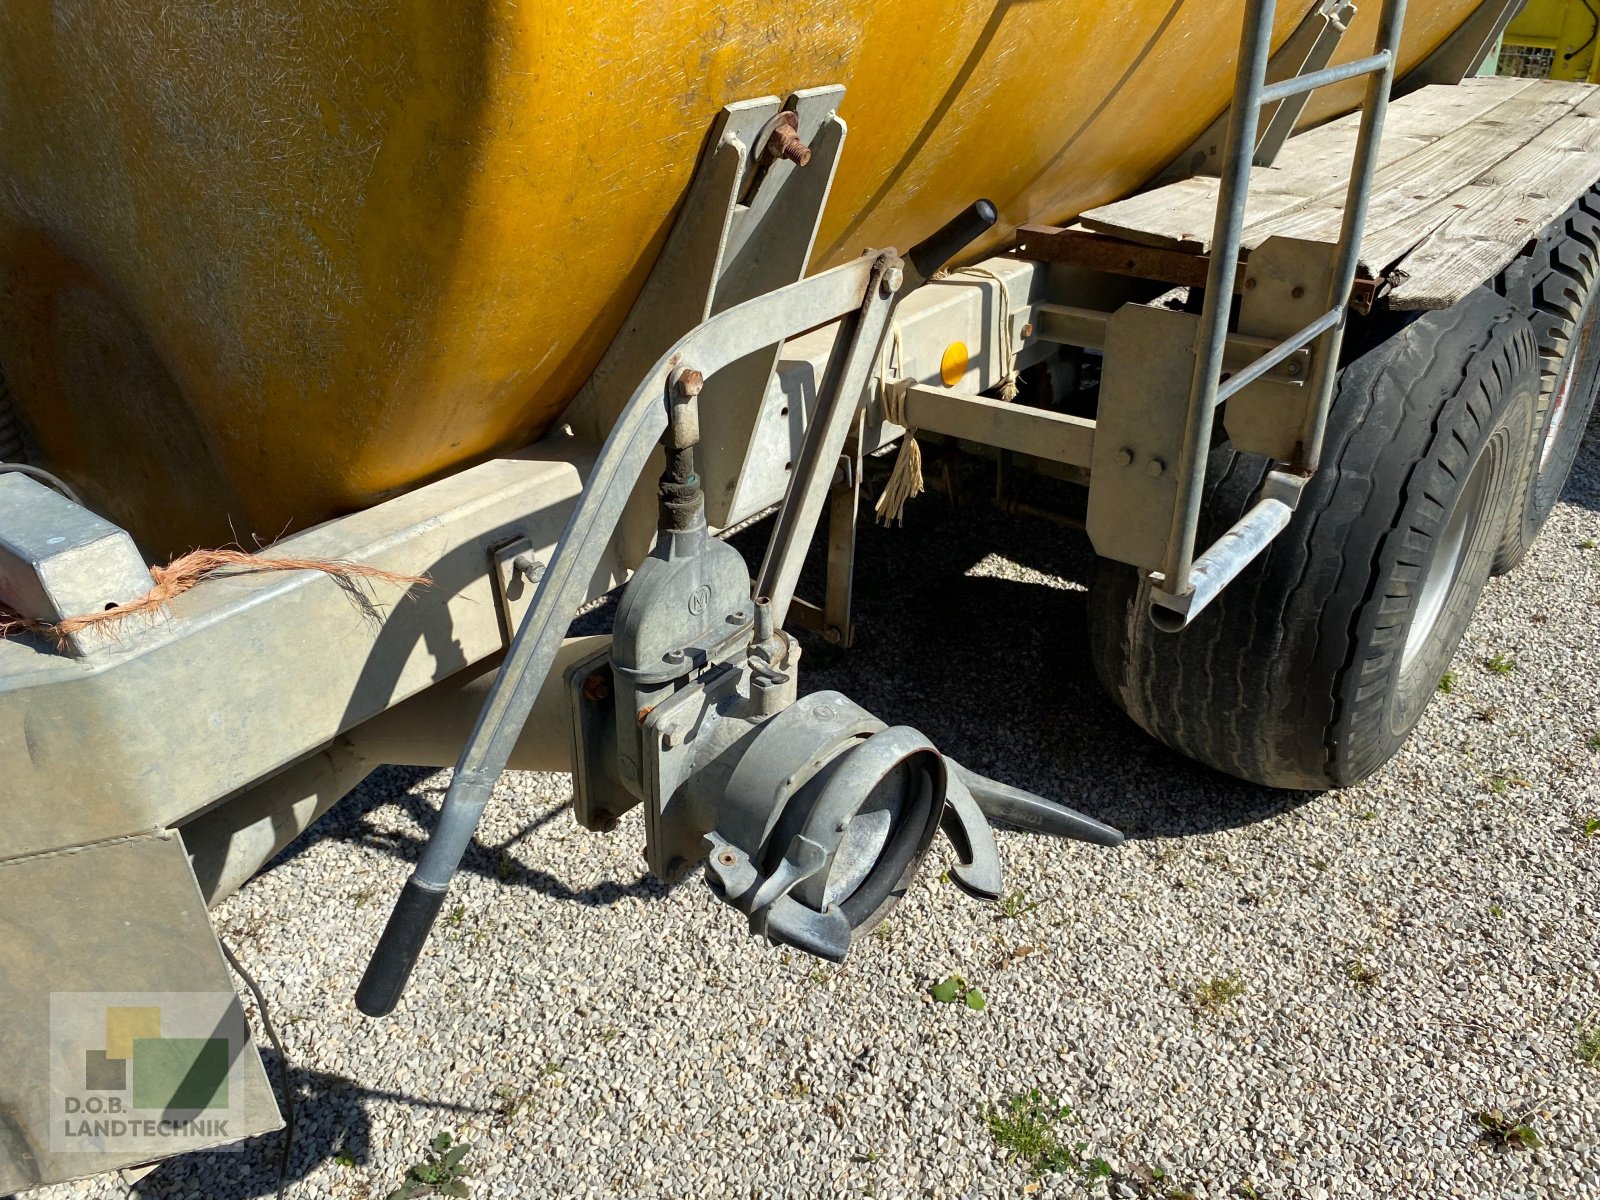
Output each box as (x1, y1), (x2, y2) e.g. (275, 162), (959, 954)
(1149, 473), (1307, 631)
(1258, 51), (1392, 105)
(1216, 307), (1342, 403)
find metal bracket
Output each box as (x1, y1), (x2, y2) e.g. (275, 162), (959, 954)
(565, 645), (633, 833)
(489, 536), (542, 645)
(903, 383), (1096, 468)
(1159, 0), (1356, 182)
(563, 87), (847, 563)
(1395, 0), (1521, 95)
(0, 473), (153, 657)
(1084, 304), (1197, 572)
(1224, 236), (1340, 462)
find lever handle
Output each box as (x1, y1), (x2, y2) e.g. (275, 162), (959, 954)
(904, 199), (998, 288)
(354, 879), (448, 1017)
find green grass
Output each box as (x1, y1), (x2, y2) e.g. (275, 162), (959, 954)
(1346, 956), (1382, 987)
(1476, 1108), (1541, 1152)
(997, 890), (1040, 919)
(1438, 671), (1458, 694)
(1581, 815), (1600, 839)
(1484, 652), (1516, 676)
(1577, 1024), (1600, 1067)
(983, 1090), (1076, 1177)
(1189, 973), (1245, 1014)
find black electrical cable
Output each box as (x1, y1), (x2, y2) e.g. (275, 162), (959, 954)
(1567, 0), (1599, 62)
(0, 462), (84, 506)
(219, 937), (294, 1200)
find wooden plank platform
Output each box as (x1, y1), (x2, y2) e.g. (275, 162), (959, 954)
(1046, 77), (1600, 311)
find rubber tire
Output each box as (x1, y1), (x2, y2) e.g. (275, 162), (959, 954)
(1088, 288), (1538, 790)
(1493, 186), (1600, 573)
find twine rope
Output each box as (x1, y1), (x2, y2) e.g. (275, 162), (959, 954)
(874, 267), (1020, 525)
(0, 549), (429, 650)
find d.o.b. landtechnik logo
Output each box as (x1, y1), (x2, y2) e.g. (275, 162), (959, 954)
(50, 992), (250, 1156)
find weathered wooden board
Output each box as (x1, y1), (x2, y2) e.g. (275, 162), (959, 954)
(1246, 87), (1589, 262)
(1068, 77), (1600, 310)
(1387, 88), (1600, 308)
(1079, 77), (1548, 253)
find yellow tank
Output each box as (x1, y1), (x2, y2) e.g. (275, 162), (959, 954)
(0, 1), (1481, 555)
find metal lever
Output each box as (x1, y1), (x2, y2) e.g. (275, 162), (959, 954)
(948, 760), (1123, 846)
(904, 199), (998, 289)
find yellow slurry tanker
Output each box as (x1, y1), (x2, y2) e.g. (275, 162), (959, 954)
(3, 0), (1596, 1190)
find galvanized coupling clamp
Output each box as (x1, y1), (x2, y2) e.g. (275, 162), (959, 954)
(703, 693), (951, 960)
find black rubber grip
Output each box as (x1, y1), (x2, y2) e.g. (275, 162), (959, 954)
(905, 199), (999, 286)
(355, 879), (448, 1017)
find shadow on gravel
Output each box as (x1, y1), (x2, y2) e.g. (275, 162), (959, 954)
(123, 1058), (491, 1200)
(269, 769), (687, 908)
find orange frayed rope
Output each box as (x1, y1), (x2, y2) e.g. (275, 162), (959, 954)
(0, 549), (430, 650)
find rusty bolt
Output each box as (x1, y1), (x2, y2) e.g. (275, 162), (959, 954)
(582, 672), (610, 702)
(636, 705), (655, 727)
(1021, 322), (1035, 339)
(675, 369), (704, 398)
(766, 111), (812, 167)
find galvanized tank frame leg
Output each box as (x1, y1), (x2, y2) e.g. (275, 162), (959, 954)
(354, 254), (895, 1017)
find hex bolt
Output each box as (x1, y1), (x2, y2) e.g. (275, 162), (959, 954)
(1116, 447), (1135, 467)
(511, 553), (544, 582)
(581, 672), (610, 702)
(1146, 458), (1166, 477)
(1020, 322), (1035, 338)
(674, 369), (704, 399)
(881, 265), (904, 297)
(765, 111), (812, 167)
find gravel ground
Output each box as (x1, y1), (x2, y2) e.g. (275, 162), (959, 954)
(33, 434), (1600, 1200)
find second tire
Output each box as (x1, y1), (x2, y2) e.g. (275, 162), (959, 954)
(1089, 288), (1539, 790)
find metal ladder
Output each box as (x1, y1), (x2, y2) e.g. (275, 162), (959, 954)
(1150, 0), (1408, 629)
